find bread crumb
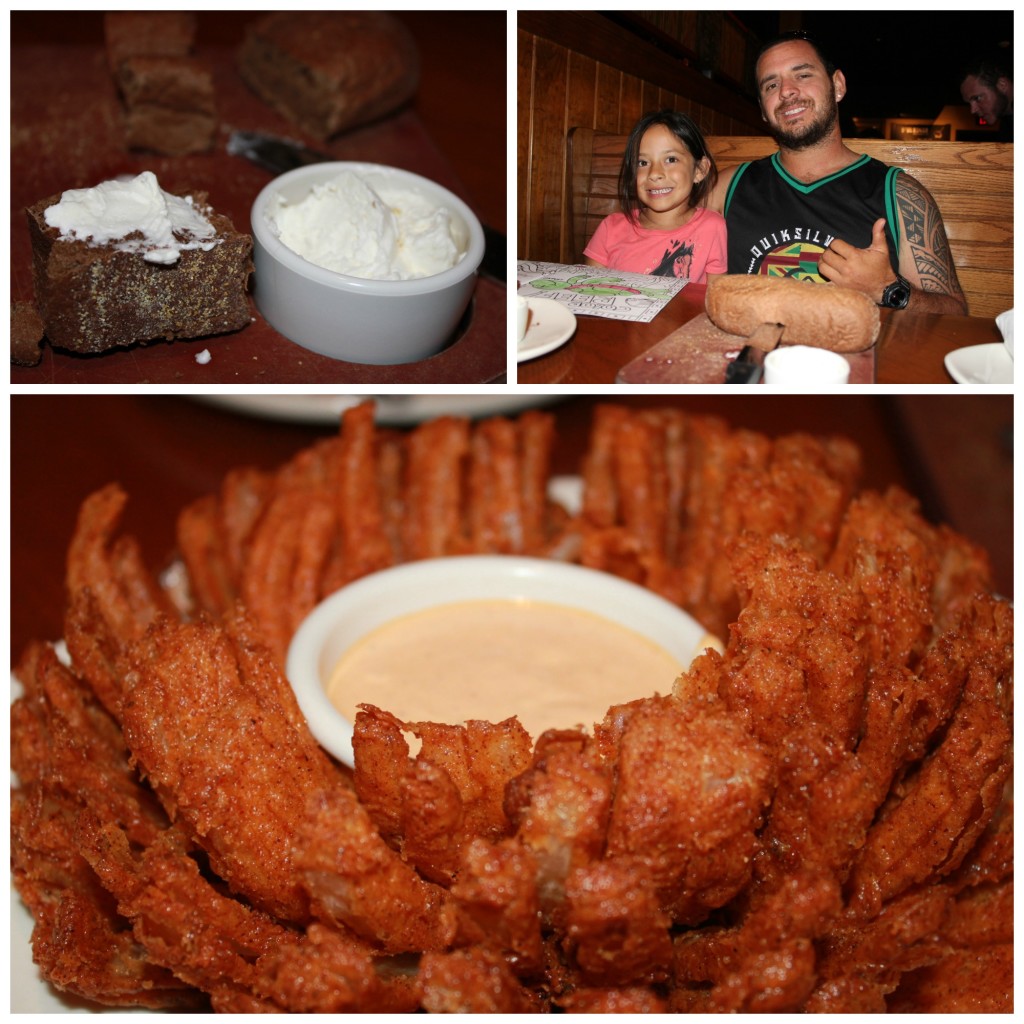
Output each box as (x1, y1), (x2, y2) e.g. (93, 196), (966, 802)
(11, 301), (45, 366)
(195, 348), (211, 364)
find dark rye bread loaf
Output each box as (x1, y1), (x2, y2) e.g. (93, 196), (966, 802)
(104, 11), (197, 70)
(237, 11), (419, 140)
(104, 12), (216, 156)
(116, 57), (217, 155)
(11, 302), (45, 366)
(27, 191), (253, 354)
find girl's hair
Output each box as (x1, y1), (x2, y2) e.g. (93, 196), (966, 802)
(618, 110), (718, 225)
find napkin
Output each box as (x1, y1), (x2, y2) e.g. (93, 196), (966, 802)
(996, 308), (1013, 359)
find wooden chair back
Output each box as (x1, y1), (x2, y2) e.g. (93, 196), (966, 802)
(566, 128), (1013, 318)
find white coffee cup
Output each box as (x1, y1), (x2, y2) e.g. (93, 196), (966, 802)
(764, 345), (851, 386)
(517, 296), (530, 342)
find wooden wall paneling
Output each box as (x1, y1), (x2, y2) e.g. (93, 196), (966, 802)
(639, 81), (663, 116)
(566, 50), (598, 130)
(516, 28), (533, 259)
(563, 51), (599, 261)
(640, 11), (700, 54)
(520, 13), (763, 130)
(719, 19), (748, 87)
(594, 62), (621, 132)
(526, 35), (568, 262)
(619, 72), (644, 135)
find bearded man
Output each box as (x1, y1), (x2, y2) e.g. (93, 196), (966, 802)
(960, 56), (1013, 140)
(710, 32), (967, 314)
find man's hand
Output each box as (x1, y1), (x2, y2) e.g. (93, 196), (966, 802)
(818, 218), (893, 303)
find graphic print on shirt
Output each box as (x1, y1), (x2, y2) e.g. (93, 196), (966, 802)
(649, 238), (694, 278)
(749, 231), (833, 281)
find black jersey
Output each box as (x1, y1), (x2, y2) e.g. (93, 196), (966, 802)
(723, 153), (901, 280)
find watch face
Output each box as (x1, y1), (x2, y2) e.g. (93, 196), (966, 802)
(885, 279), (910, 308)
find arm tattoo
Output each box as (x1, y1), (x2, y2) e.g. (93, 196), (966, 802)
(895, 172), (965, 299)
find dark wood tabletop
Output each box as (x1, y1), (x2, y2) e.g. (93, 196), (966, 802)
(516, 282), (1004, 385)
(10, 11), (507, 384)
(11, 394), (1012, 660)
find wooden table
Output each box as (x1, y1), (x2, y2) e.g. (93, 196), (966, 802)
(516, 282), (1004, 384)
(10, 394), (1012, 660)
(10, 12), (507, 384)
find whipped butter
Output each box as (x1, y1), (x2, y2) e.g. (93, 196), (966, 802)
(268, 170), (462, 281)
(43, 171), (219, 265)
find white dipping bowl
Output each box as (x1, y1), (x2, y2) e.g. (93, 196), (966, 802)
(764, 344), (851, 386)
(250, 162), (485, 364)
(285, 555), (708, 767)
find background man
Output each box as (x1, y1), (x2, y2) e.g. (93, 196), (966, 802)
(960, 56), (1013, 139)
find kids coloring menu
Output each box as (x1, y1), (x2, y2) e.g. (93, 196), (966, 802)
(516, 262), (688, 323)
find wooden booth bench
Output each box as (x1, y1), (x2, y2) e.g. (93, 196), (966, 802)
(566, 129), (1013, 319)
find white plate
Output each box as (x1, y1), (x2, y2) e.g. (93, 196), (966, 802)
(195, 395), (560, 425)
(944, 343), (1014, 385)
(516, 297), (577, 363)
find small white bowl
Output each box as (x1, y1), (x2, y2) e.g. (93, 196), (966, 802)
(285, 555), (708, 767)
(764, 345), (851, 386)
(250, 162), (485, 364)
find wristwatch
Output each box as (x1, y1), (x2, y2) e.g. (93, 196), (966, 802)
(880, 274), (911, 309)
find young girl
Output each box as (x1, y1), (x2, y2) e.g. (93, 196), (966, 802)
(584, 110), (726, 282)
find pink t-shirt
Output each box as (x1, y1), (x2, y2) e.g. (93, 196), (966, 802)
(583, 206), (728, 282)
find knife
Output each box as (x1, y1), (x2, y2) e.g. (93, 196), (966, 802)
(227, 130), (506, 282)
(724, 345), (766, 384)
(723, 323), (786, 383)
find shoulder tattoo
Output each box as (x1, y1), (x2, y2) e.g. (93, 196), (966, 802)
(895, 172), (965, 299)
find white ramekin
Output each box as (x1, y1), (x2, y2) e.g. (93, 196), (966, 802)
(250, 162), (485, 364)
(285, 555), (708, 767)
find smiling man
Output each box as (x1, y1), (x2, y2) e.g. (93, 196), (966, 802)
(710, 31), (967, 314)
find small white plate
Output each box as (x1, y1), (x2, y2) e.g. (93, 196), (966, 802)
(516, 298), (576, 363)
(944, 343), (1014, 385)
